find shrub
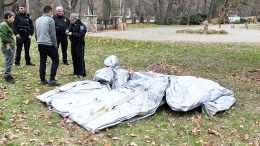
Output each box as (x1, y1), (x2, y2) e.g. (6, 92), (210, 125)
(180, 12), (204, 25)
(240, 17), (247, 23)
(218, 30), (228, 34)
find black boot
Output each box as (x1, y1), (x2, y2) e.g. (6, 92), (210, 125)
(4, 76), (15, 83)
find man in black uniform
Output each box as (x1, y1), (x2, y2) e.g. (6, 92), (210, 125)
(52, 6), (70, 65)
(13, 4), (34, 66)
(66, 13), (87, 77)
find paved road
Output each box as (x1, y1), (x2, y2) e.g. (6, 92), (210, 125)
(89, 24), (260, 43)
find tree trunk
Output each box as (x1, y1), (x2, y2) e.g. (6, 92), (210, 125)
(79, 0), (83, 17)
(208, 0), (213, 18)
(71, 0), (79, 13)
(103, 0), (111, 28)
(157, 0), (164, 24)
(204, 0), (207, 14)
(88, 0), (94, 15)
(153, 0), (159, 24)
(197, 0), (200, 13)
(187, 0), (192, 25)
(180, 0), (185, 15)
(61, 0), (71, 17)
(165, 0), (174, 24)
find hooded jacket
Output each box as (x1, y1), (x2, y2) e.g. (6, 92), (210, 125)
(0, 20), (15, 49)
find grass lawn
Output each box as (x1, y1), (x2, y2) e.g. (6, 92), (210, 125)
(0, 37), (259, 145)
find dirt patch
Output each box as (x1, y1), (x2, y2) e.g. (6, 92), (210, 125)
(245, 69), (260, 82)
(147, 61), (184, 75)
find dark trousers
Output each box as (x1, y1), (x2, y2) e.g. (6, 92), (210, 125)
(15, 36), (31, 65)
(57, 35), (68, 63)
(71, 41), (86, 76)
(38, 44), (59, 81)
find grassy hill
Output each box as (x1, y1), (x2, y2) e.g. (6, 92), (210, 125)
(0, 37), (259, 145)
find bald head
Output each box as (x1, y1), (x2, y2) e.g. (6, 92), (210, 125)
(55, 6), (63, 16)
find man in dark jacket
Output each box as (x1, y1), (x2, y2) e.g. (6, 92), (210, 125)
(0, 11), (15, 83)
(53, 6), (70, 65)
(13, 4), (34, 66)
(66, 13), (87, 77)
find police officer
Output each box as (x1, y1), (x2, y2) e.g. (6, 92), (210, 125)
(53, 6), (70, 65)
(66, 13), (87, 77)
(13, 4), (34, 66)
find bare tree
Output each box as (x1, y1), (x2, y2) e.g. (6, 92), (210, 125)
(87, 0), (94, 15)
(165, 0), (174, 24)
(204, 0), (208, 14)
(157, 0), (165, 24)
(60, 0), (79, 16)
(103, 0), (111, 20)
(0, 0), (17, 20)
(197, 0), (201, 12)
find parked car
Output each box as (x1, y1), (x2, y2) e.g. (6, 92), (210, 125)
(228, 15), (241, 23)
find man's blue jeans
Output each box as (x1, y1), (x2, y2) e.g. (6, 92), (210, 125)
(2, 47), (14, 78)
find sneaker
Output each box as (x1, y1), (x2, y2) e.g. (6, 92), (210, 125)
(40, 80), (48, 85)
(26, 62), (35, 66)
(48, 80), (61, 86)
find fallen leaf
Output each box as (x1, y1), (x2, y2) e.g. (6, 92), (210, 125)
(208, 128), (221, 137)
(23, 100), (29, 105)
(35, 88), (40, 92)
(30, 139), (37, 142)
(4, 132), (15, 140)
(144, 135), (150, 139)
(20, 142), (27, 146)
(130, 142), (138, 146)
(0, 140), (5, 145)
(48, 137), (55, 143)
(129, 132), (137, 137)
(111, 136), (119, 140)
(126, 123), (132, 127)
(189, 127), (201, 135)
(0, 93), (8, 100)
(75, 140), (83, 145)
(21, 125), (29, 130)
(177, 131), (184, 137)
(0, 112), (3, 119)
(239, 134), (249, 140)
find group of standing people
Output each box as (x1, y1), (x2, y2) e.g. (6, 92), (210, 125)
(0, 4), (87, 86)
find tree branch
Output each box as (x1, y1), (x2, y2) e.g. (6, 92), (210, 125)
(4, 0), (17, 7)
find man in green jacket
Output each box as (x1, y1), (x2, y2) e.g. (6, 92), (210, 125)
(0, 11), (15, 83)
